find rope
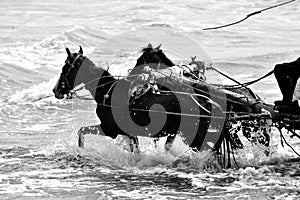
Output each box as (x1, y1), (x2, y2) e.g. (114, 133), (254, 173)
(69, 77), (265, 120)
(221, 70), (274, 89)
(209, 66), (275, 100)
(103, 81), (118, 105)
(278, 127), (300, 156)
(94, 96), (275, 120)
(66, 64), (267, 123)
(203, 0), (297, 30)
(162, 50), (207, 81)
(71, 66), (252, 107)
(71, 54), (264, 109)
(148, 49), (203, 81)
(190, 94), (211, 114)
(71, 74), (139, 93)
(73, 88), (257, 118)
(97, 102), (222, 119)
(287, 129), (300, 140)
(163, 49), (190, 63)
(152, 68), (257, 106)
(210, 67), (244, 86)
(72, 79), (118, 100)
(67, 55), (269, 119)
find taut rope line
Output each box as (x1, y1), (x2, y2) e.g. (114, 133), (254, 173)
(221, 70), (274, 89)
(151, 68), (256, 106)
(203, 0), (297, 30)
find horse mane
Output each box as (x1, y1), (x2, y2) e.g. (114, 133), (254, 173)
(135, 46), (175, 68)
(85, 57), (100, 74)
(81, 56), (112, 78)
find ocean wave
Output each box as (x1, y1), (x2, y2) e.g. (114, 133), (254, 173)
(36, 26), (107, 50)
(7, 76), (60, 104)
(0, 26), (101, 73)
(0, 26), (104, 99)
(0, 63), (51, 84)
(147, 23), (174, 28)
(214, 61), (264, 70)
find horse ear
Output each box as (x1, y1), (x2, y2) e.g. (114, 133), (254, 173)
(155, 44), (161, 50)
(79, 46), (83, 55)
(66, 48), (71, 57)
(147, 43), (153, 49)
(191, 56), (196, 61)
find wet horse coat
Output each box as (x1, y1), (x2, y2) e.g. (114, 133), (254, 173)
(53, 45), (270, 155)
(53, 46), (214, 151)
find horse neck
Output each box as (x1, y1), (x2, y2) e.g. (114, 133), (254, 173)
(80, 59), (116, 102)
(158, 51), (175, 67)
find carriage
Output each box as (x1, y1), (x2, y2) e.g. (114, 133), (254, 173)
(53, 45), (300, 168)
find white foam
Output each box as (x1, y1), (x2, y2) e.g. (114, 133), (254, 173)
(8, 76), (58, 104)
(23, 124), (50, 131)
(0, 26), (96, 72)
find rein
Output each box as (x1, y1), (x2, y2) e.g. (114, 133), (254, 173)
(71, 66), (261, 110)
(70, 74), (142, 101)
(70, 74), (140, 94)
(151, 68), (259, 106)
(64, 52), (268, 114)
(95, 102), (271, 120)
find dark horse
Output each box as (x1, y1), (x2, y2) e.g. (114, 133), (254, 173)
(53, 45), (269, 155)
(129, 43), (175, 75)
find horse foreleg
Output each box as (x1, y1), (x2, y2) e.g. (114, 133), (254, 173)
(77, 125), (104, 148)
(153, 137), (160, 148)
(128, 135), (139, 153)
(164, 134), (176, 151)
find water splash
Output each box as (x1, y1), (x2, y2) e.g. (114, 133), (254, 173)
(7, 76), (60, 105)
(0, 26), (97, 72)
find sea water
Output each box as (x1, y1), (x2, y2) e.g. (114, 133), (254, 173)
(1, 0), (300, 199)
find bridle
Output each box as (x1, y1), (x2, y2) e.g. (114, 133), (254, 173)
(60, 54), (82, 96)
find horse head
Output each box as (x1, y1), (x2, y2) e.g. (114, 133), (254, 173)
(134, 43), (175, 70)
(53, 46), (85, 99)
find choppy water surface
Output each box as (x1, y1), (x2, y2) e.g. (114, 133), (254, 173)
(1, 0), (300, 199)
